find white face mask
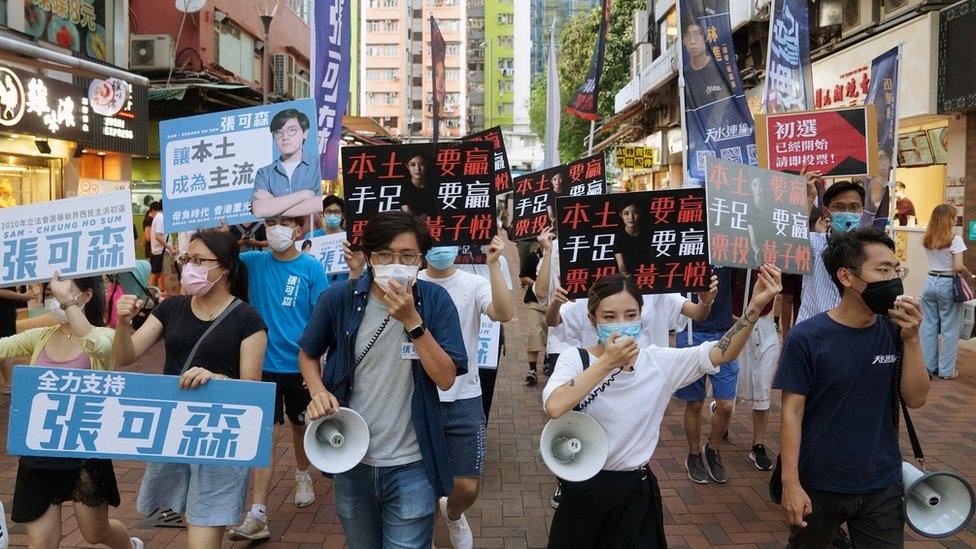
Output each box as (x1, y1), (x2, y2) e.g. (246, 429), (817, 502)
(45, 298), (68, 324)
(372, 263), (418, 294)
(267, 224), (296, 252)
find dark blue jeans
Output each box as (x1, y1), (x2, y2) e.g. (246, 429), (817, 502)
(787, 483), (904, 548)
(333, 461), (436, 549)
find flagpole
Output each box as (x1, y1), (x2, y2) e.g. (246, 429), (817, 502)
(587, 120), (596, 156)
(675, 7), (691, 187)
(887, 43), (904, 238)
(431, 15), (437, 143)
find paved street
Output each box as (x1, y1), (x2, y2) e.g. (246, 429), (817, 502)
(3, 289), (976, 547)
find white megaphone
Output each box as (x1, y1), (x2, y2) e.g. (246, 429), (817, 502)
(539, 411), (608, 482)
(902, 461), (975, 538)
(304, 408), (370, 474)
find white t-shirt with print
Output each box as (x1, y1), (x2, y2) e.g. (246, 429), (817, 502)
(150, 213), (167, 255)
(542, 342), (719, 471)
(418, 268), (492, 402)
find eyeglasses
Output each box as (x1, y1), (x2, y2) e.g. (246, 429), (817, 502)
(272, 126), (301, 139)
(371, 250), (421, 266)
(324, 208), (343, 215)
(849, 265), (909, 280)
(828, 203), (864, 214)
(177, 255), (221, 267)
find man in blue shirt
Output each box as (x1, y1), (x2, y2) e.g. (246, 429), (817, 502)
(229, 216), (329, 542)
(775, 228), (929, 547)
(298, 211), (467, 547)
(251, 108), (323, 219)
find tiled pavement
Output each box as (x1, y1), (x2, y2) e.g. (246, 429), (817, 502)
(3, 265), (976, 547)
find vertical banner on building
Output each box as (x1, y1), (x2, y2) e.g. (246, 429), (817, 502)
(544, 19), (561, 168)
(312, 0), (351, 180)
(341, 142), (496, 247)
(566, 0), (611, 120)
(862, 47), (900, 229)
(430, 16), (446, 142)
(762, 0), (813, 113)
(555, 189), (711, 299)
(677, 0), (757, 185)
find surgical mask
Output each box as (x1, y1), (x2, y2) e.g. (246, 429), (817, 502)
(267, 224), (296, 252)
(45, 298), (68, 324)
(425, 246), (458, 270)
(858, 277), (904, 316)
(831, 212), (861, 234)
(596, 320), (642, 345)
(324, 213), (342, 229)
(181, 263), (222, 297)
(372, 263), (418, 294)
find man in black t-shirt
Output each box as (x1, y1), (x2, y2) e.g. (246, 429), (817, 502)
(682, 23), (731, 109)
(520, 247), (546, 385)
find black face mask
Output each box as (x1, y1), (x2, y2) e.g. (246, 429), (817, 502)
(857, 276), (904, 315)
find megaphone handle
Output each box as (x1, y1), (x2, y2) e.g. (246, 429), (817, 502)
(901, 400), (926, 472)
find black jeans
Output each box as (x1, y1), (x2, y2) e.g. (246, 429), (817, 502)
(788, 483), (904, 548)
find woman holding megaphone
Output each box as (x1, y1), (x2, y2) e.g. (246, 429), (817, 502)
(542, 266), (782, 547)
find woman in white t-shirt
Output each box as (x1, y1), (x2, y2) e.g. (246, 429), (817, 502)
(542, 267), (781, 547)
(920, 204), (975, 379)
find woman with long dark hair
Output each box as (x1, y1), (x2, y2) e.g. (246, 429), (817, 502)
(2, 273), (142, 548)
(543, 267), (781, 547)
(113, 230), (267, 549)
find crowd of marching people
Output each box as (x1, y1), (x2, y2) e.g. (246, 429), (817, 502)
(2, 164), (970, 548)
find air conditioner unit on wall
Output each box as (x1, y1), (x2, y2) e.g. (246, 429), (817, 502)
(841, 0), (879, 39)
(273, 53), (296, 97)
(130, 35), (174, 70)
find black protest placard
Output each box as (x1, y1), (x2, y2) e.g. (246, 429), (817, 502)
(555, 189), (711, 299)
(342, 142), (496, 247)
(704, 157), (813, 275)
(463, 126), (512, 194)
(511, 154), (606, 241)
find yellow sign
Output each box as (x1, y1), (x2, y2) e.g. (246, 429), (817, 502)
(615, 146), (658, 169)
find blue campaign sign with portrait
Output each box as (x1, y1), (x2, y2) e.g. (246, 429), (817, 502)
(678, 0), (757, 185)
(0, 191), (135, 286)
(160, 98), (322, 232)
(7, 366), (276, 467)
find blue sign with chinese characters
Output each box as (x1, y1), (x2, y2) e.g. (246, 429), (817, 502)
(160, 98), (322, 232)
(7, 366), (276, 467)
(0, 190), (135, 285)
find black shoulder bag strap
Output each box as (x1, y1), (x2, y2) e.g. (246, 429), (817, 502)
(572, 348), (590, 412)
(179, 298), (242, 375)
(891, 323), (926, 469)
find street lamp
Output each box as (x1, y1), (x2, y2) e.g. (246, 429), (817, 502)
(259, 1), (279, 105)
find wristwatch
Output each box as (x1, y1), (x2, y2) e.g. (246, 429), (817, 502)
(407, 322), (427, 340)
(59, 297), (79, 310)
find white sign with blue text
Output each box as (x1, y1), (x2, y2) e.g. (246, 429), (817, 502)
(0, 191), (135, 285)
(160, 98), (322, 232)
(298, 232), (349, 275)
(7, 366), (276, 467)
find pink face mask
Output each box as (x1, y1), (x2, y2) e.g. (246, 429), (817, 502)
(181, 263), (222, 296)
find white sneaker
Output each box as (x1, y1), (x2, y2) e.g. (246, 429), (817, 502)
(130, 537), (144, 549)
(295, 471), (315, 508)
(228, 512), (270, 541)
(438, 496), (473, 549)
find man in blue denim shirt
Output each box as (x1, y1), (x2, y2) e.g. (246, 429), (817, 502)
(297, 212), (466, 547)
(251, 108), (323, 218)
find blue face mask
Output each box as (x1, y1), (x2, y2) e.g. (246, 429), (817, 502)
(425, 246), (459, 270)
(831, 212), (861, 233)
(596, 320), (642, 345)
(324, 213), (342, 228)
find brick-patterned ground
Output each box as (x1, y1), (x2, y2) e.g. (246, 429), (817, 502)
(3, 255), (976, 547)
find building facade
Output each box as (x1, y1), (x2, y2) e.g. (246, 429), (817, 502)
(529, 0), (598, 81)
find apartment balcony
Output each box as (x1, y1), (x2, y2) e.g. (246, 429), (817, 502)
(614, 46), (677, 114)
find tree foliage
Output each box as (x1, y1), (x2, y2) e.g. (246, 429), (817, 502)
(529, 0), (644, 163)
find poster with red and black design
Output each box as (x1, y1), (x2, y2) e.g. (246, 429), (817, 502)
(341, 142), (496, 248)
(511, 154), (606, 241)
(705, 157), (813, 275)
(756, 105), (878, 178)
(463, 126), (512, 194)
(555, 189), (711, 300)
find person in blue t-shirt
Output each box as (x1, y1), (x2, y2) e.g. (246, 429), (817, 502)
(229, 216), (330, 542)
(774, 228), (929, 548)
(304, 196), (352, 285)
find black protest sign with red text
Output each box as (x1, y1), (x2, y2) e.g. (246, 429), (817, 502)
(463, 126), (512, 194)
(511, 154), (606, 241)
(342, 142), (496, 248)
(555, 189), (711, 300)
(704, 156), (813, 275)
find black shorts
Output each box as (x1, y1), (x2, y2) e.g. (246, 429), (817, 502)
(12, 458), (121, 523)
(149, 253), (164, 274)
(263, 372), (311, 425)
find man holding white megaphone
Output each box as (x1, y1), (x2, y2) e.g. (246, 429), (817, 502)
(542, 267), (782, 547)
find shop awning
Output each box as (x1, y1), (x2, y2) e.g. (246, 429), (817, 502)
(342, 116), (397, 145)
(592, 124), (644, 155)
(0, 33), (149, 85)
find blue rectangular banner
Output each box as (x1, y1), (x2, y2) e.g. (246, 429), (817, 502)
(678, 0), (757, 185)
(159, 98), (322, 232)
(313, 0), (351, 179)
(7, 366), (276, 467)
(762, 0), (813, 113)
